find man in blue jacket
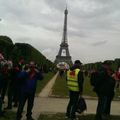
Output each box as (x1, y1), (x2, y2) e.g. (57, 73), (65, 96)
(16, 62), (43, 120)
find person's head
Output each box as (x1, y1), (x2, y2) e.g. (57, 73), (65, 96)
(29, 61), (35, 70)
(102, 61), (114, 75)
(74, 60), (82, 68)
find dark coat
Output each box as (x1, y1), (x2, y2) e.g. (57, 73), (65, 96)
(95, 65), (115, 97)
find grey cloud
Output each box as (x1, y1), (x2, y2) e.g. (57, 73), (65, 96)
(68, 0), (120, 32)
(0, 0), (120, 63)
(91, 40), (108, 46)
(68, 28), (89, 38)
(0, 0), (63, 33)
(16, 37), (32, 43)
(44, 0), (65, 12)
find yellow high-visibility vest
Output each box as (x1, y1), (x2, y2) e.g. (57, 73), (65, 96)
(67, 68), (80, 92)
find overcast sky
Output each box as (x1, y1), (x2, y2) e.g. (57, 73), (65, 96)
(0, 0), (120, 64)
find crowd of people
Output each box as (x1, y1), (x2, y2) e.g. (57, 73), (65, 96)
(0, 51), (120, 120)
(0, 53), (43, 120)
(66, 60), (120, 120)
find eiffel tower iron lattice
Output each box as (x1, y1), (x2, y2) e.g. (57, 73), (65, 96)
(54, 8), (73, 67)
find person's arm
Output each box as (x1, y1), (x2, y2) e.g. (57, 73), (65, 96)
(78, 71), (84, 94)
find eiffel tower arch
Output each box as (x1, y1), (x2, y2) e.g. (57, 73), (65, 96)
(54, 8), (73, 68)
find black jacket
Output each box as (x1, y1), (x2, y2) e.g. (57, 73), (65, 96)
(95, 65), (115, 97)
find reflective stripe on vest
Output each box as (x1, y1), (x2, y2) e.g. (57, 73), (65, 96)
(67, 68), (80, 92)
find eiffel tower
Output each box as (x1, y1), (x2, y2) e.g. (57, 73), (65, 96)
(54, 8), (73, 67)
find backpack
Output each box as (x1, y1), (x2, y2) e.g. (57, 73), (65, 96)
(76, 97), (87, 114)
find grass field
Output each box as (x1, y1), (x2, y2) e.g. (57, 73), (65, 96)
(51, 73), (120, 99)
(38, 113), (120, 120)
(51, 74), (68, 97)
(51, 73), (96, 97)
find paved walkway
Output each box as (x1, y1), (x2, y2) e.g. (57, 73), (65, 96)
(20, 72), (120, 120)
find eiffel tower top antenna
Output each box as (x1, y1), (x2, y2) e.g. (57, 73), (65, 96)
(66, 0), (68, 9)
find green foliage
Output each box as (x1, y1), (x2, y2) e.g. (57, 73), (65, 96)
(0, 36), (54, 68)
(0, 36), (13, 59)
(84, 59), (120, 71)
(0, 36), (13, 44)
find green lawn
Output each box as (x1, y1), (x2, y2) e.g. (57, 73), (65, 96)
(83, 75), (96, 97)
(51, 73), (120, 99)
(51, 73), (96, 97)
(38, 113), (120, 120)
(52, 74), (68, 97)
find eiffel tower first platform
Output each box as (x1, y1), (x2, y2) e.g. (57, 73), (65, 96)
(54, 8), (73, 67)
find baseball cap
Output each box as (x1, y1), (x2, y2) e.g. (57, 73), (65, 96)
(74, 60), (82, 65)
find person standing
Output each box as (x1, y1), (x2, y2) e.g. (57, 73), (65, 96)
(66, 60), (84, 120)
(0, 63), (10, 102)
(95, 61), (115, 120)
(16, 62), (43, 120)
(5, 65), (20, 109)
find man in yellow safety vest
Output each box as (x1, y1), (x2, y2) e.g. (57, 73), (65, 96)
(66, 60), (84, 120)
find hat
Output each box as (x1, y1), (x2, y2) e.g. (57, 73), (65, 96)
(74, 60), (82, 65)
